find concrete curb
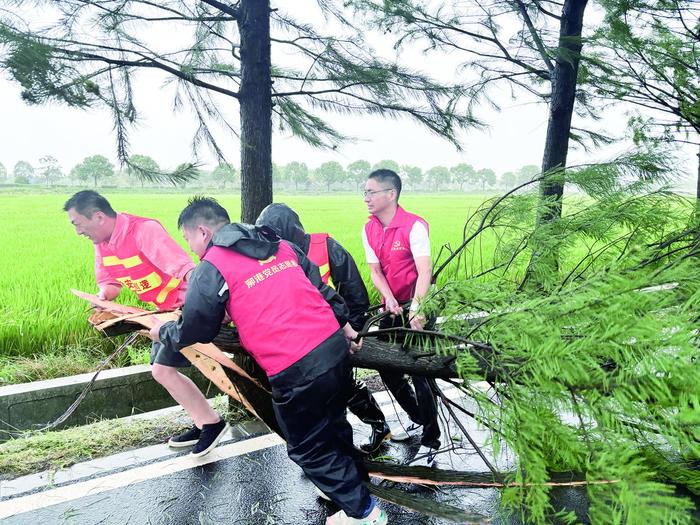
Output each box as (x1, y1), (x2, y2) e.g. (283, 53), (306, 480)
(0, 365), (212, 441)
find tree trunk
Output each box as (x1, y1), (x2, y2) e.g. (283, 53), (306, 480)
(536, 0), (588, 225)
(527, 0), (588, 285)
(695, 143), (700, 202)
(208, 326), (506, 381)
(238, 0), (272, 223)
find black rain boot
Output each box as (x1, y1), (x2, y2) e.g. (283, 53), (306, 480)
(360, 422), (392, 454)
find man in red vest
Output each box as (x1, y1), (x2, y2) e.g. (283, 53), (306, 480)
(64, 190), (228, 458)
(256, 203), (391, 453)
(150, 197), (387, 525)
(361, 169), (441, 468)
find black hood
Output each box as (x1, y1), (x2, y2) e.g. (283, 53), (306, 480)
(210, 222), (280, 260)
(255, 203), (309, 251)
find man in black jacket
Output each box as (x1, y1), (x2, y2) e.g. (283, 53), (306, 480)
(151, 197), (387, 525)
(256, 203), (391, 453)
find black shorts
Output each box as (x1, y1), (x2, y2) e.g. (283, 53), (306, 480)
(150, 341), (192, 368)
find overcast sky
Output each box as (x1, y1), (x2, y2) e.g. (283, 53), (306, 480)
(0, 1), (696, 182)
(0, 71), (555, 175)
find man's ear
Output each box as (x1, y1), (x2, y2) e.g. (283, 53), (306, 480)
(199, 223), (213, 240)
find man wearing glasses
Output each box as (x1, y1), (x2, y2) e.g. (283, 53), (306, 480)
(361, 169), (441, 467)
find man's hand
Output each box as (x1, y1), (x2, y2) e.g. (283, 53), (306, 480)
(149, 316), (164, 343)
(384, 296), (403, 316)
(342, 323), (362, 353)
(97, 284), (120, 302)
(409, 311), (426, 331)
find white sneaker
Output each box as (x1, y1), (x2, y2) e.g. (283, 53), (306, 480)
(326, 505), (388, 524)
(389, 423), (422, 442)
(409, 445), (438, 468)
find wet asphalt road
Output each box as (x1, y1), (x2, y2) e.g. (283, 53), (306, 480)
(4, 445), (504, 525)
(3, 388), (592, 525)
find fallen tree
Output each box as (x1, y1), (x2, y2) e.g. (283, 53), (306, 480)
(71, 149), (700, 524)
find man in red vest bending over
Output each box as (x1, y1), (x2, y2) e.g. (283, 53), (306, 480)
(256, 203), (391, 453)
(64, 190), (227, 457)
(150, 197), (387, 525)
(361, 169), (441, 467)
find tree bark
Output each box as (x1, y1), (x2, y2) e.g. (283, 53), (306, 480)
(696, 143), (700, 202)
(210, 326), (505, 381)
(536, 0), (588, 226)
(527, 0), (588, 285)
(238, 0), (272, 223)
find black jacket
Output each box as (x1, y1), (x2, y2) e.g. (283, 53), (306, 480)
(159, 222), (350, 351)
(256, 203), (370, 331)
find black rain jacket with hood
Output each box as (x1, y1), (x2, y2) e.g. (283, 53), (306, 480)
(256, 203), (370, 331)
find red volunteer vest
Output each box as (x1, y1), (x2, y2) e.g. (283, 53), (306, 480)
(97, 214), (184, 311)
(203, 240), (340, 376)
(307, 233), (334, 287)
(364, 206), (429, 303)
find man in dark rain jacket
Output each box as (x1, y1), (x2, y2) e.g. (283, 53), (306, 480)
(256, 203), (391, 453)
(150, 197), (387, 525)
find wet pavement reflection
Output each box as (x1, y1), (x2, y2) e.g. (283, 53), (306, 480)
(4, 391), (593, 525)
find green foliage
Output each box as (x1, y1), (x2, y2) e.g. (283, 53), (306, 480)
(589, 1), (699, 146)
(0, 30), (91, 107)
(38, 155), (62, 186)
(285, 161), (310, 190)
(314, 160), (345, 190)
(373, 159), (400, 173)
(425, 165), (450, 191)
(400, 164), (423, 189)
(347, 159), (371, 190)
(430, 146), (700, 523)
(211, 163), (239, 189)
(125, 154), (196, 186)
(500, 171), (517, 189)
(71, 155), (115, 187)
(476, 168), (496, 191)
(450, 163), (475, 191)
(13, 160), (33, 182)
(518, 165), (540, 184)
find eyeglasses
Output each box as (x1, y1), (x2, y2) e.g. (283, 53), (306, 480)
(362, 188), (393, 198)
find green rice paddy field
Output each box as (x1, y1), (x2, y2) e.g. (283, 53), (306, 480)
(0, 192), (490, 359)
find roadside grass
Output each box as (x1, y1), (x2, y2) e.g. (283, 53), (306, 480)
(0, 395), (249, 480)
(0, 340), (151, 386)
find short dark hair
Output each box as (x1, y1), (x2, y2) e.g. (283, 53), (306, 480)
(178, 196), (230, 230)
(368, 169), (402, 200)
(63, 190), (117, 218)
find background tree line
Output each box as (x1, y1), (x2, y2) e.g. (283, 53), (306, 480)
(0, 156), (543, 192)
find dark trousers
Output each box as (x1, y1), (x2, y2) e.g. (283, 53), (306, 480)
(347, 378), (386, 428)
(269, 331), (370, 519)
(378, 315), (441, 449)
